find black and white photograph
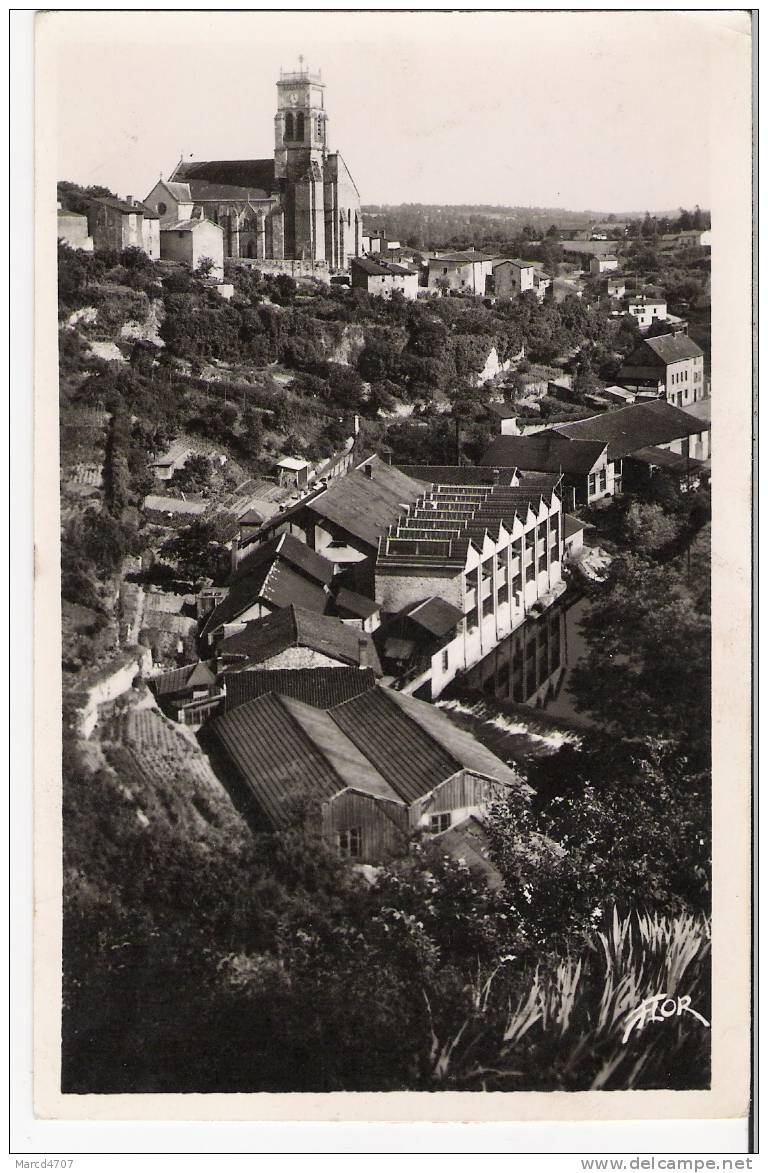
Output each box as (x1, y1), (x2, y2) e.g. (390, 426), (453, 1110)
(23, 7), (752, 1139)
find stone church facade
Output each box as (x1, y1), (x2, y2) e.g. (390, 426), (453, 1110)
(143, 65), (362, 270)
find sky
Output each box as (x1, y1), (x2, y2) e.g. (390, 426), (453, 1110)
(50, 10), (733, 213)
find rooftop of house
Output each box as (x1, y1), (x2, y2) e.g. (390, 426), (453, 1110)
(680, 398), (712, 424)
(563, 514), (587, 539)
(552, 400), (708, 461)
(201, 534), (334, 638)
(218, 605), (383, 674)
(277, 456), (311, 471)
(304, 456), (427, 548)
(626, 295), (667, 306)
(235, 532), (334, 587)
(352, 256), (417, 277)
(402, 596), (465, 638)
(395, 464), (517, 485)
(88, 195), (146, 215)
(332, 586), (381, 620)
(222, 666), (378, 714)
(377, 482), (558, 573)
(162, 219), (222, 234)
(629, 446), (705, 473)
(480, 432), (607, 477)
(429, 250), (497, 265)
(622, 333), (704, 368)
(151, 659), (217, 698)
(152, 440), (192, 467)
(170, 158), (279, 201)
(238, 508), (265, 526)
(486, 402), (521, 420)
(143, 494), (207, 515)
(492, 257), (535, 270)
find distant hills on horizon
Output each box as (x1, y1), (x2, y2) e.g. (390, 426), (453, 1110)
(361, 203), (703, 221)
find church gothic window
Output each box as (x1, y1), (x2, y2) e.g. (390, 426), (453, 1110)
(284, 112), (294, 141)
(296, 112), (305, 141)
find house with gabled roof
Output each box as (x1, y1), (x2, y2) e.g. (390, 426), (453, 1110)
(149, 659), (222, 723)
(244, 454), (427, 590)
(551, 399), (710, 485)
(480, 431), (612, 508)
(350, 256), (419, 299)
(617, 331), (705, 407)
(427, 249), (497, 295)
(86, 195), (160, 258)
(216, 604), (382, 675)
(212, 683), (527, 862)
(200, 532), (334, 648)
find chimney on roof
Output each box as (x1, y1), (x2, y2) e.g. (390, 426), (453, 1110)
(358, 637), (369, 667)
(126, 195), (133, 205)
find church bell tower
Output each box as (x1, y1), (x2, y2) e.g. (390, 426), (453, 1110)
(274, 59), (328, 262)
(274, 58), (328, 182)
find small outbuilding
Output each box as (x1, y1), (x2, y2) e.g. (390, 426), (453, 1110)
(159, 217), (225, 280)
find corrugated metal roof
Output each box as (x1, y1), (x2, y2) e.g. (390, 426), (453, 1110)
(212, 693), (402, 826)
(330, 687), (522, 805)
(223, 667), (377, 713)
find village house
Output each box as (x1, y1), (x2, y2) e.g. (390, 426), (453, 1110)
(482, 398), (710, 503)
(427, 250), (496, 295)
(86, 196), (160, 258)
(212, 682), (526, 864)
(276, 456), (311, 490)
(200, 533), (335, 647)
(492, 258), (534, 298)
(589, 254), (619, 275)
(329, 587), (382, 633)
(57, 207), (94, 252)
(151, 441), (194, 482)
(245, 456), (426, 590)
(215, 604), (382, 674)
(149, 659), (222, 725)
(659, 229), (711, 253)
(350, 256), (419, 299)
(606, 274), (626, 298)
(159, 217), (225, 281)
(480, 432), (611, 510)
(485, 402), (524, 435)
(550, 399), (710, 488)
(625, 294), (668, 331)
(618, 331), (705, 406)
(374, 481), (565, 699)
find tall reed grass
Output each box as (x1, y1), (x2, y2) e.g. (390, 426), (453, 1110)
(423, 909), (710, 1091)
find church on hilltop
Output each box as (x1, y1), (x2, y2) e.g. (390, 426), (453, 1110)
(144, 62), (362, 270)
